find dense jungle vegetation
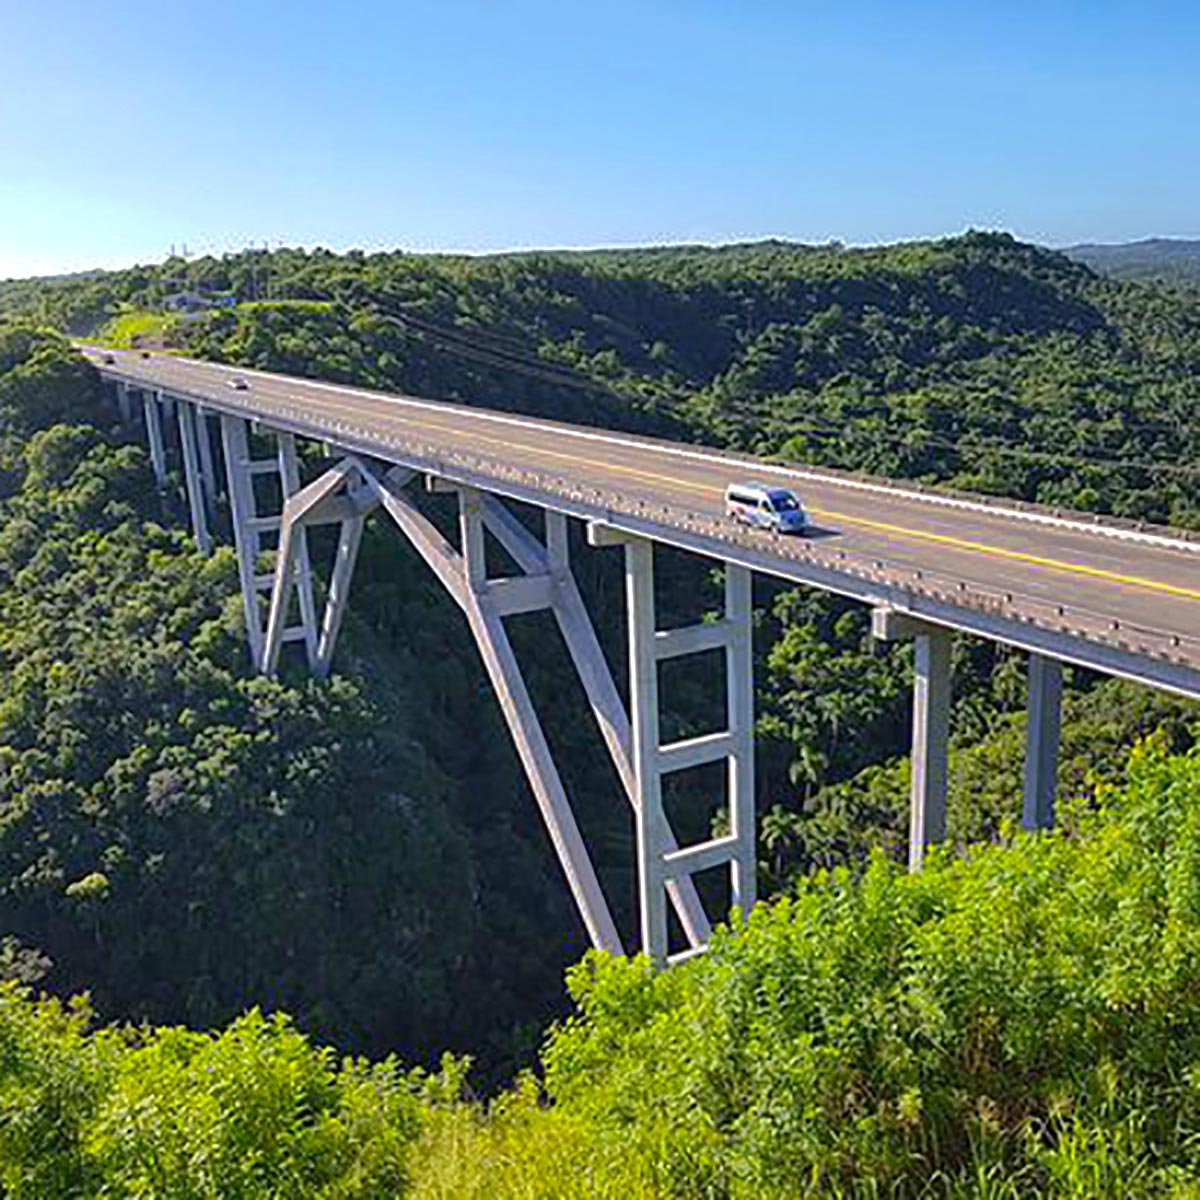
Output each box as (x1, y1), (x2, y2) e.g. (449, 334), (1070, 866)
(1, 232), (1199, 1194)
(5, 743), (1200, 1197)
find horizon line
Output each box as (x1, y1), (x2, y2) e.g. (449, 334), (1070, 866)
(6, 229), (1200, 285)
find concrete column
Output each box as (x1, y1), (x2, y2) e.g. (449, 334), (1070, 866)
(219, 414), (265, 666)
(1023, 653), (1062, 830)
(275, 432), (320, 669)
(910, 627), (952, 869)
(262, 509), (299, 676)
(177, 401), (212, 555)
(314, 512), (365, 677)
(546, 509), (569, 575)
(143, 390), (167, 486)
(460, 488), (488, 589)
(872, 607), (953, 872)
(116, 381), (132, 423)
(625, 537), (669, 964)
(592, 520), (757, 963)
(159, 394), (179, 462)
(194, 408), (218, 511)
(725, 564), (756, 914)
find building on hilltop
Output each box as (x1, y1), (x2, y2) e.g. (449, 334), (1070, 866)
(162, 290), (237, 313)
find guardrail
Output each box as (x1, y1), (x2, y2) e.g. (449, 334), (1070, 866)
(258, 400), (1200, 675)
(106, 353), (1200, 554)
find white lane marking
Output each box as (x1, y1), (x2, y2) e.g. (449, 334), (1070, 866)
(99, 352), (1200, 557)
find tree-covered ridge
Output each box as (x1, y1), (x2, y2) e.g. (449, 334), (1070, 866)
(2, 234), (1199, 1070)
(6, 231), (1199, 525)
(1065, 237), (1200, 286)
(1, 233), (1199, 1192)
(4, 740), (1200, 1197)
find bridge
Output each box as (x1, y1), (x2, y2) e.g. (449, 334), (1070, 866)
(84, 346), (1200, 964)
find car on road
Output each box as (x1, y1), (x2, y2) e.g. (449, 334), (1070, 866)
(725, 481), (809, 534)
(229, 375), (249, 391)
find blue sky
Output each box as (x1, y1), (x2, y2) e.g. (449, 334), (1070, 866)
(1, 0), (1197, 279)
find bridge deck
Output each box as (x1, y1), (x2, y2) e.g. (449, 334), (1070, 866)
(87, 348), (1200, 697)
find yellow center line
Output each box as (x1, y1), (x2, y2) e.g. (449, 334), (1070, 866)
(805, 509), (1200, 601)
(340, 402), (1200, 603)
(126, 362), (1200, 604)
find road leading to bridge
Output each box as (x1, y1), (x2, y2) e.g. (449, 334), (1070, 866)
(85, 347), (1200, 695)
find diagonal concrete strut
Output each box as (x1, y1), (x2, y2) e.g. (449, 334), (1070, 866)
(261, 462), (624, 953)
(480, 497), (713, 948)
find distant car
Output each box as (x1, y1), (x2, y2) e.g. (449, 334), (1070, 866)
(102, 353), (115, 365)
(229, 375), (249, 391)
(140, 350), (151, 359)
(725, 481), (809, 535)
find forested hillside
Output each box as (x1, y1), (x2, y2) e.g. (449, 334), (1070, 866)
(8, 231), (1200, 524)
(1065, 237), (1200, 286)
(0, 326), (594, 1071)
(1, 233), (1199, 1193)
(3, 234), (1200, 1057)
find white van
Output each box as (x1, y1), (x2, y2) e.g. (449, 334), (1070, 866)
(725, 481), (809, 534)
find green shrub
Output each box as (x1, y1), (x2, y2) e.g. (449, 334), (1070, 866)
(85, 1009), (425, 1199)
(3, 741), (1200, 1196)
(533, 739), (1200, 1196)
(0, 985), (116, 1198)
(0, 989), (452, 1199)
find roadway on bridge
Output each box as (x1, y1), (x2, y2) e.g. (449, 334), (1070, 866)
(86, 348), (1200, 661)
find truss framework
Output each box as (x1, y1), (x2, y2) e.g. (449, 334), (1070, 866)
(113, 375), (1081, 964)
(219, 415), (320, 670)
(590, 527), (756, 964)
(256, 455), (744, 957)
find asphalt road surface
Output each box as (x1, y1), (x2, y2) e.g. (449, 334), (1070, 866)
(86, 348), (1200, 663)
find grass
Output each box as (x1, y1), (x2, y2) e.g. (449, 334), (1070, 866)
(94, 308), (181, 349)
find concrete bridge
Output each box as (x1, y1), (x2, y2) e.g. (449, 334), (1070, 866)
(86, 347), (1200, 964)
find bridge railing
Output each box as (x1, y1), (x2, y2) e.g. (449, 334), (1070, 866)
(254, 402), (1200, 675)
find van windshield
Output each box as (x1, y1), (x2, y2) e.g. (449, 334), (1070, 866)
(768, 491), (800, 512)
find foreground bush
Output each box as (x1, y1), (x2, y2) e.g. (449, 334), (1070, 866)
(533, 737), (1200, 1197)
(0, 990), (455, 1198)
(5, 737), (1200, 1197)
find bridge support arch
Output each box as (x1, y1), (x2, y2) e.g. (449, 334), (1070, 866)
(254, 455), (749, 959)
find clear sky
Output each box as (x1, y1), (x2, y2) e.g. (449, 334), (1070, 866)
(1, 0), (1198, 279)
